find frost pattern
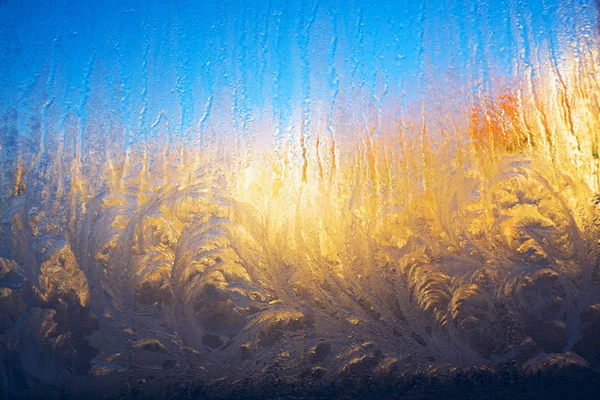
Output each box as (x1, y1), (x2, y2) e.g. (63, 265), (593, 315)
(1, 0), (600, 394)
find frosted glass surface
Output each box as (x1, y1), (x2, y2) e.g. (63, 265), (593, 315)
(1, 0), (599, 397)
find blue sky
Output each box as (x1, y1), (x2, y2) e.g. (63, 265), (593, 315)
(0, 0), (593, 148)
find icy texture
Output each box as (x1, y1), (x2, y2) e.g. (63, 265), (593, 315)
(0, 0), (600, 396)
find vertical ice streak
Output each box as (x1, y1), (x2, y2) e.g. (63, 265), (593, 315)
(297, 0), (317, 182)
(326, 4), (339, 180)
(174, 13), (194, 144)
